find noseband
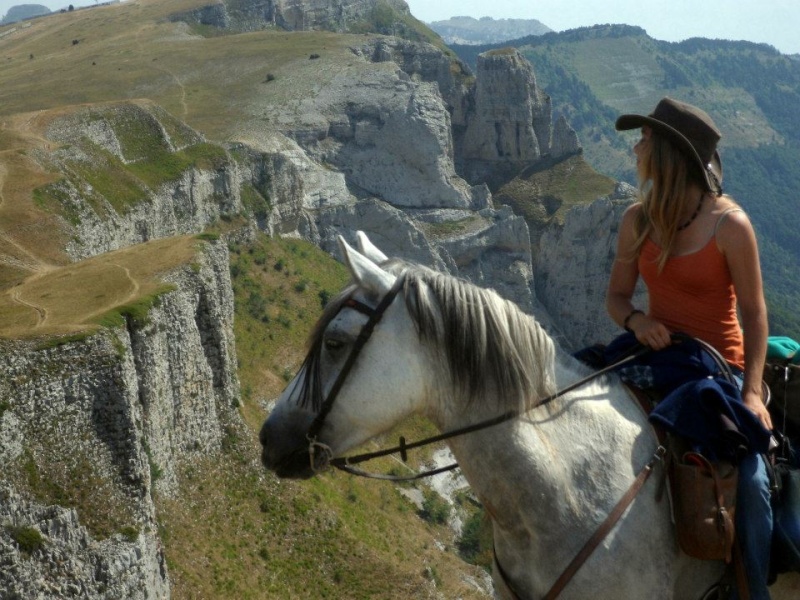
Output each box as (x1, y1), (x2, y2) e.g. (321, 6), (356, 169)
(305, 274), (407, 471)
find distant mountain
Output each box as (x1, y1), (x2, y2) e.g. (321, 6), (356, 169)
(1, 3), (50, 24)
(428, 15), (551, 45)
(451, 24), (800, 339)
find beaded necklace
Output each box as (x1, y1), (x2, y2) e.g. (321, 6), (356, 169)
(677, 193), (705, 231)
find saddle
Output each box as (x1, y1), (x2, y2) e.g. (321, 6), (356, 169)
(576, 334), (799, 596)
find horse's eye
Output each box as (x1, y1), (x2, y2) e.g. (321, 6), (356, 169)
(324, 337), (345, 352)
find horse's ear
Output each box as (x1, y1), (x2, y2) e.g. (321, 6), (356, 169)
(338, 236), (395, 296)
(356, 231), (388, 264)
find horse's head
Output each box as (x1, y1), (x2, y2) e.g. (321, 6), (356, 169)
(260, 232), (436, 479)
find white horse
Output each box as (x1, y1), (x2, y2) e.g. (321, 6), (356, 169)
(260, 232), (800, 599)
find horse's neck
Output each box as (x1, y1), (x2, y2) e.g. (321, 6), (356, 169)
(444, 354), (658, 578)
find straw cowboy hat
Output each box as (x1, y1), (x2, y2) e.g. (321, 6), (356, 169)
(616, 97), (723, 194)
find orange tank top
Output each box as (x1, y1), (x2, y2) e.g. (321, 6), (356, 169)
(639, 230), (745, 369)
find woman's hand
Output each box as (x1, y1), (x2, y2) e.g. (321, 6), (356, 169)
(627, 312), (673, 350)
(742, 388), (773, 431)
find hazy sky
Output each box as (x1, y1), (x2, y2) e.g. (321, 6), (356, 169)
(2, 0), (798, 55)
(405, 0), (800, 55)
(0, 0), (123, 17)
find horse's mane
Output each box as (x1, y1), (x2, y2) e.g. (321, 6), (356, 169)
(391, 261), (557, 412)
(297, 260), (557, 413)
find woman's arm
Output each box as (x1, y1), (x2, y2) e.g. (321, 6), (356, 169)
(606, 204), (672, 349)
(717, 210), (772, 429)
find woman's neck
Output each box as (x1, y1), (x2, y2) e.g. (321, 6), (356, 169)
(677, 190), (706, 231)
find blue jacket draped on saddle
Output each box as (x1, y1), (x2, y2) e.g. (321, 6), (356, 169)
(603, 333), (772, 462)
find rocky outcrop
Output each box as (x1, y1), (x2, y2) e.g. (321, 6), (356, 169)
(458, 49), (580, 187)
(299, 197), (535, 311)
(0, 485), (168, 600)
(535, 183), (644, 350)
(0, 238), (240, 598)
(276, 63), (480, 210)
(551, 115), (582, 159)
(271, 0), (411, 32)
(40, 103), (242, 260)
(462, 50), (552, 162)
(170, 0), (412, 33)
(358, 37), (473, 130)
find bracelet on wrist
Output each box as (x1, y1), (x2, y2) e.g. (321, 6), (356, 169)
(623, 309), (644, 333)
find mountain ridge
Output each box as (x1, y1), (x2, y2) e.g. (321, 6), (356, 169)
(427, 15), (551, 46)
(450, 23), (800, 339)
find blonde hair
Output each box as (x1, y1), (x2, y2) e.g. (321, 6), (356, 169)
(629, 131), (713, 271)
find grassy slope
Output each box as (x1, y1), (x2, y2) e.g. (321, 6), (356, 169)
(160, 232), (489, 600)
(494, 154), (615, 231)
(0, 0), (385, 141)
(1, 2), (492, 597)
(0, 234), (199, 338)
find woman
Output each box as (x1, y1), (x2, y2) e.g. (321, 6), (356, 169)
(606, 97), (773, 599)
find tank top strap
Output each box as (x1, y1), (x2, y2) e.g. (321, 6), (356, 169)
(714, 207), (744, 237)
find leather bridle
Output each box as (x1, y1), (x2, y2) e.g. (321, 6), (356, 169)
(304, 274), (407, 472)
(303, 272), (657, 481)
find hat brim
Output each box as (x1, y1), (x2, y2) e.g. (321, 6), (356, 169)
(615, 114), (723, 193)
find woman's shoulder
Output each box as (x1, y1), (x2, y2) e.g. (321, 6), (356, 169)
(712, 196), (756, 250)
(712, 196), (751, 230)
(621, 201), (643, 222)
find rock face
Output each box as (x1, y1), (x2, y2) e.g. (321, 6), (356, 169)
(0, 238), (240, 598)
(459, 49), (580, 187)
(535, 183), (643, 350)
(170, 0), (412, 33)
(359, 38), (473, 129)
(40, 102), (242, 260)
(0, 485), (168, 600)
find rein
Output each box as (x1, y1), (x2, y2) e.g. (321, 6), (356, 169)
(304, 272), (654, 480)
(328, 345), (652, 480)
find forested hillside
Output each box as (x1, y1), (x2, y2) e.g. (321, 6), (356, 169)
(452, 25), (800, 339)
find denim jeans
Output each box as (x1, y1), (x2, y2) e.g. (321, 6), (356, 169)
(730, 369), (773, 600)
(731, 451), (773, 600)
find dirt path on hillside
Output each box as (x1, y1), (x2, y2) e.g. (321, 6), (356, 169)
(72, 261), (143, 326)
(8, 273), (49, 328)
(0, 109), (201, 339)
(4, 260), (147, 335)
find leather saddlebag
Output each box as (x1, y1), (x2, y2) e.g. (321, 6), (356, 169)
(672, 451), (738, 562)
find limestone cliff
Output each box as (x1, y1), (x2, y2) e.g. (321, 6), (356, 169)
(39, 102), (242, 260)
(535, 183), (643, 350)
(458, 49), (581, 188)
(0, 239), (240, 598)
(170, 0), (413, 33)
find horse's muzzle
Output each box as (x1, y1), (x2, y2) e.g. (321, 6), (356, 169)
(259, 416), (316, 479)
